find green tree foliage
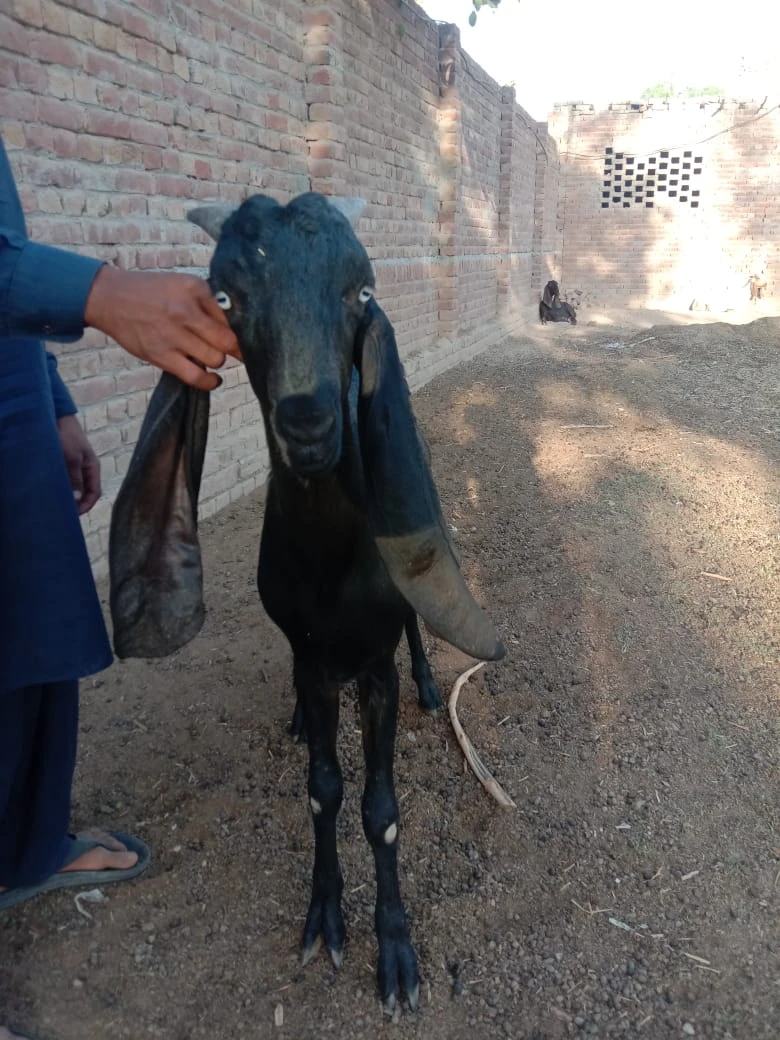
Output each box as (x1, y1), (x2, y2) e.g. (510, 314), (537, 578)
(469, 0), (514, 26)
(641, 82), (724, 100)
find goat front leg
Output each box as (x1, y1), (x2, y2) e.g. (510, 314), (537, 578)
(295, 660), (346, 968)
(405, 612), (443, 715)
(358, 658), (420, 1014)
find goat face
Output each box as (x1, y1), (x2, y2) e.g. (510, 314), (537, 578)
(205, 193), (375, 478)
(542, 279), (560, 307)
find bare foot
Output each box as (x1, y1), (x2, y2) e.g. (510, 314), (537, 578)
(62, 828), (139, 874)
(0, 829), (138, 894)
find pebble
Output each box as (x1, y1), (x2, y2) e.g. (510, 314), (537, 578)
(682, 1025), (696, 1036)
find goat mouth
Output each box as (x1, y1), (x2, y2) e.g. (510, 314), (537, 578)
(283, 433), (341, 477)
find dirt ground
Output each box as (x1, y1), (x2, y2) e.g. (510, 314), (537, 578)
(3, 311), (778, 1040)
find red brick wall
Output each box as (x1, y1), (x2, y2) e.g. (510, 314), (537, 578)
(456, 48), (502, 341)
(550, 100), (780, 310)
(1, 1), (559, 573)
(339, 0), (441, 353)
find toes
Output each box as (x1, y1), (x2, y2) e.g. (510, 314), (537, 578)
(301, 895), (345, 969)
(301, 934), (322, 968)
(417, 681), (443, 715)
(62, 846), (138, 874)
(378, 937), (419, 1015)
(407, 980), (420, 1012)
(74, 828), (126, 852)
(382, 993), (398, 1020)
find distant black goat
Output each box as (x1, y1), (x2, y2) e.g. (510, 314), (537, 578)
(110, 192), (504, 1015)
(539, 279), (577, 324)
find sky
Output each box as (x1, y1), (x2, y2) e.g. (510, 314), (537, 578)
(418, 0), (776, 122)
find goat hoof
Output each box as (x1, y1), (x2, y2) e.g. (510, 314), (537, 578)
(301, 934), (322, 968)
(382, 994), (399, 1021)
(378, 937), (419, 1016)
(302, 894), (345, 969)
(416, 680), (443, 716)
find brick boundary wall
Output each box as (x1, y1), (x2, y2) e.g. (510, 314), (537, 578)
(1, 0), (561, 577)
(549, 99), (780, 311)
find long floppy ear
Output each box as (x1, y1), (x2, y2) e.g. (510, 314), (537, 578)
(109, 373), (210, 658)
(356, 300), (505, 662)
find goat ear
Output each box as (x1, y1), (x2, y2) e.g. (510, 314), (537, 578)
(187, 204), (236, 241)
(109, 373), (210, 658)
(327, 196), (367, 227)
(356, 301), (505, 662)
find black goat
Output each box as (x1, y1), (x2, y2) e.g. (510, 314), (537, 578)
(539, 279), (577, 324)
(109, 192), (504, 1014)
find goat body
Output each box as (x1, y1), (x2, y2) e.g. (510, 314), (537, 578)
(110, 192), (504, 1015)
(539, 279), (577, 324)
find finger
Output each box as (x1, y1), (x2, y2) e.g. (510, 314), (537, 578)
(68, 453), (84, 500)
(185, 307), (239, 360)
(198, 288), (233, 325)
(174, 332), (227, 371)
(168, 354), (222, 391)
(193, 292), (242, 358)
(78, 453), (102, 515)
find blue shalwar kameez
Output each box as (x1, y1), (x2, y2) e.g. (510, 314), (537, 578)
(0, 136), (114, 887)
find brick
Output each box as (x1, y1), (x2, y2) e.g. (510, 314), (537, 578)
(29, 28), (83, 65)
(1, 121), (25, 148)
(88, 426), (123, 455)
(12, 0), (43, 28)
(40, 2), (70, 34)
(37, 96), (85, 132)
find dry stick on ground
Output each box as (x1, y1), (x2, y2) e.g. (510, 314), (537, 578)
(448, 662), (516, 809)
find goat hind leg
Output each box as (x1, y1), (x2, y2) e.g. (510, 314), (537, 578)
(405, 612), (442, 715)
(295, 661), (346, 968)
(359, 659), (420, 1014)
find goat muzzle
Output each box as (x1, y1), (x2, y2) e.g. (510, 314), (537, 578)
(274, 391), (342, 476)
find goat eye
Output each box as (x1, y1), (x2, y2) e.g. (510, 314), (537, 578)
(358, 287), (373, 303)
(215, 291), (232, 310)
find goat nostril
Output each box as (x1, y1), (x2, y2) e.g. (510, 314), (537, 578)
(275, 392), (339, 444)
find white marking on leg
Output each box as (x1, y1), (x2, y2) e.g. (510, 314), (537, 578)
(310, 797), (322, 815)
(383, 822), (397, 845)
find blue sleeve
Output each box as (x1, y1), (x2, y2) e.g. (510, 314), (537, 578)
(0, 226), (104, 343)
(46, 350), (78, 418)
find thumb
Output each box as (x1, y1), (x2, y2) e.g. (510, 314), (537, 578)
(68, 450), (85, 502)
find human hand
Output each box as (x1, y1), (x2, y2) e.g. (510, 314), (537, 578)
(57, 414), (101, 515)
(84, 266), (242, 392)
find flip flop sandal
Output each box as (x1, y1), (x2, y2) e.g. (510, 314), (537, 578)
(0, 832), (151, 912)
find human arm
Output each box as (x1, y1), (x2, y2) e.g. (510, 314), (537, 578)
(1, 228), (241, 391)
(0, 228), (104, 343)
